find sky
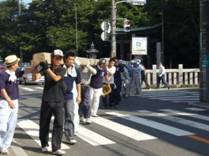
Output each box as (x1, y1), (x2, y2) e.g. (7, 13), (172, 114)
(0, 0), (32, 5)
(22, 0), (32, 5)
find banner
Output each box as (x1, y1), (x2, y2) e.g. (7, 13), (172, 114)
(131, 37), (147, 55)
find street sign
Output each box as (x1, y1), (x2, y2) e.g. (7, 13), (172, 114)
(101, 21), (111, 41)
(130, 0), (146, 5)
(101, 21), (111, 33)
(101, 32), (109, 41)
(132, 37), (147, 55)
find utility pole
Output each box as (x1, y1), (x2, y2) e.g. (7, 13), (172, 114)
(111, 0), (117, 57)
(75, 5), (78, 52)
(200, 0), (209, 103)
(18, 0), (23, 60)
(161, 0), (165, 65)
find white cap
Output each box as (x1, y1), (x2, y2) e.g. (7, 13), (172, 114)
(53, 49), (64, 57)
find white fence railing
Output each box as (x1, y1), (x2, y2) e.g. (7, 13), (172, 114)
(146, 64), (200, 87)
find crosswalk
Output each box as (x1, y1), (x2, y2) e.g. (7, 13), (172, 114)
(16, 85), (209, 155)
(140, 89), (199, 104)
(14, 106), (209, 155)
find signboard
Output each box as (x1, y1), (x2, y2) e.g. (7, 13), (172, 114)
(131, 37), (147, 55)
(130, 0), (146, 5)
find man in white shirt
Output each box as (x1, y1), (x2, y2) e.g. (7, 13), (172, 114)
(157, 63), (169, 89)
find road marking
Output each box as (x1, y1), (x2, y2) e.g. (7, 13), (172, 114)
(91, 116), (157, 141)
(12, 140), (28, 156)
(34, 86), (43, 90)
(20, 87), (35, 92)
(160, 109), (209, 122)
(188, 135), (209, 145)
(106, 112), (194, 136)
(185, 107), (207, 112)
(17, 120), (69, 150)
(139, 109), (209, 132)
(77, 125), (115, 146)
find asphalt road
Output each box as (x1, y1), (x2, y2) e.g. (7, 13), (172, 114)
(5, 85), (209, 156)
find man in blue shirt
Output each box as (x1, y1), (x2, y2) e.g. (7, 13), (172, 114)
(63, 52), (81, 145)
(0, 55), (22, 154)
(90, 58), (108, 117)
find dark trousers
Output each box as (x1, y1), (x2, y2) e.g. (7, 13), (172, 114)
(80, 85), (91, 118)
(141, 73), (150, 88)
(112, 81), (122, 105)
(39, 101), (64, 152)
(157, 75), (168, 88)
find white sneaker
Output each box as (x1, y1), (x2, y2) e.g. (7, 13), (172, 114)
(86, 118), (92, 124)
(80, 117), (86, 123)
(53, 149), (66, 155)
(91, 113), (98, 117)
(41, 146), (49, 152)
(69, 138), (77, 145)
(1, 148), (8, 155)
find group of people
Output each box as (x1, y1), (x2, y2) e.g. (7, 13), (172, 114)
(0, 50), (170, 155)
(0, 50), (123, 155)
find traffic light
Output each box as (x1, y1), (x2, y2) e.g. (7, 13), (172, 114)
(123, 18), (130, 32)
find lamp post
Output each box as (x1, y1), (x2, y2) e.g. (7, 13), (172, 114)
(111, 0), (117, 57)
(86, 42), (99, 59)
(200, 0), (209, 103)
(111, 0), (146, 57)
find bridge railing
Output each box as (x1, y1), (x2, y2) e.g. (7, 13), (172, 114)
(145, 64), (200, 87)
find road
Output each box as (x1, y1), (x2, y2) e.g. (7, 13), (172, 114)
(6, 86), (209, 156)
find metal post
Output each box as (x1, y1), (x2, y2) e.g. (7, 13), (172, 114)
(111, 0), (117, 57)
(161, 0), (164, 64)
(200, 0), (209, 103)
(18, 0), (21, 16)
(75, 5), (78, 51)
(18, 0), (23, 60)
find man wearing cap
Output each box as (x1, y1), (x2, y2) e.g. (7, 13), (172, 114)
(0, 55), (22, 154)
(38, 49), (66, 155)
(89, 58), (108, 117)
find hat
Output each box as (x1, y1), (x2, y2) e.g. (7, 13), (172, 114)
(4, 55), (20, 66)
(98, 58), (107, 65)
(52, 49), (64, 57)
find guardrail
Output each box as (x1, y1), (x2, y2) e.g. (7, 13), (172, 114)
(146, 64), (200, 87)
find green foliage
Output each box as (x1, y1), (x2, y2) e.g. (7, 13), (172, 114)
(0, 0), (199, 67)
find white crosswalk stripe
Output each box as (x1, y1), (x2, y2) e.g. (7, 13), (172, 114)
(17, 120), (70, 150)
(160, 109), (209, 122)
(141, 90), (199, 103)
(106, 112), (194, 136)
(20, 87), (35, 92)
(91, 116), (157, 141)
(137, 110), (209, 132)
(77, 125), (116, 146)
(184, 107), (206, 112)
